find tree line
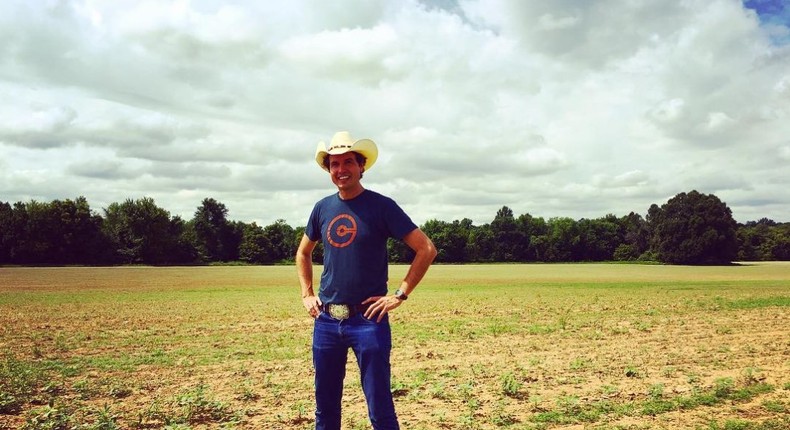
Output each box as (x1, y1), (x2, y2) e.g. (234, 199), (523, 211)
(0, 191), (787, 266)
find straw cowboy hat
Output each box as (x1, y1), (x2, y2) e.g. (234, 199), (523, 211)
(315, 131), (378, 172)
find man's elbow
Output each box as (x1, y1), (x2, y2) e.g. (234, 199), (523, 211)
(424, 241), (438, 263)
(295, 249), (310, 264)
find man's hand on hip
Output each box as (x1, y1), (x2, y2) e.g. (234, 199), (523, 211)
(302, 295), (322, 319)
(362, 295), (404, 322)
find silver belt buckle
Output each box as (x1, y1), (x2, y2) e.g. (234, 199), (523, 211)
(327, 304), (351, 320)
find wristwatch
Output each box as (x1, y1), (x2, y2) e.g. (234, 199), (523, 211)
(394, 289), (408, 301)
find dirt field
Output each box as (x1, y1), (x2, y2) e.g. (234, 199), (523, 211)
(1, 263), (788, 429)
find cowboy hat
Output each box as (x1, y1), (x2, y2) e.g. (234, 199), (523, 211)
(315, 131), (378, 172)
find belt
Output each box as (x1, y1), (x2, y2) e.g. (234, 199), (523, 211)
(322, 303), (370, 320)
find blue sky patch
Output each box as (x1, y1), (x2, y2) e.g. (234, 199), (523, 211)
(744, 0), (790, 44)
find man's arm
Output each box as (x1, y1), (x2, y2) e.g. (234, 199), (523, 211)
(363, 228), (437, 321)
(396, 228), (437, 297)
(296, 234), (321, 318)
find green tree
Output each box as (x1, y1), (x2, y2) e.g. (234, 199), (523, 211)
(578, 215), (621, 261)
(0, 199), (106, 264)
(737, 219), (772, 260)
(269, 220), (297, 262)
(192, 198), (237, 262)
(0, 202), (13, 263)
(491, 206), (528, 261)
(545, 217), (581, 262)
(737, 219), (790, 261)
(770, 224), (790, 260)
(239, 222), (268, 264)
(516, 213), (547, 261)
(49, 197), (107, 264)
(422, 218), (471, 263)
(103, 197), (193, 264)
(467, 224), (495, 262)
(9, 200), (54, 264)
(615, 212), (650, 261)
(648, 190), (738, 265)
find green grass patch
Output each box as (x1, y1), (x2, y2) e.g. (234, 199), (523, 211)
(170, 383), (238, 425)
(704, 416), (790, 430)
(717, 296), (790, 309)
(1, 354), (50, 414)
(528, 376), (776, 425)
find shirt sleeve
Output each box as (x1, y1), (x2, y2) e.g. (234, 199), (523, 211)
(383, 197), (418, 240)
(305, 203), (322, 242)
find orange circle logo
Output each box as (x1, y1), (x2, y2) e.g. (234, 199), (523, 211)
(327, 214), (357, 248)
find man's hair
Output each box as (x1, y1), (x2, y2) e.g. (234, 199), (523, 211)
(322, 152), (367, 170)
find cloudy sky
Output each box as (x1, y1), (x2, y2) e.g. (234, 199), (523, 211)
(1, 0), (789, 228)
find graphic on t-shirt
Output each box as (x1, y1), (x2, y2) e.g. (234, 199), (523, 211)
(327, 213), (357, 248)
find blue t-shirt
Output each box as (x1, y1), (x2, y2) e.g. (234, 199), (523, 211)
(305, 190), (417, 304)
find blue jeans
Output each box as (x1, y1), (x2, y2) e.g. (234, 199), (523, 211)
(312, 311), (399, 430)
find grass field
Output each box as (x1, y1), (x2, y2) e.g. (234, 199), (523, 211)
(1, 263), (788, 429)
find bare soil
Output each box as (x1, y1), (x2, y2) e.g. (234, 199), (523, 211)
(1, 264), (788, 429)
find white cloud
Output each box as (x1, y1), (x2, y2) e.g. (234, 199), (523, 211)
(0, 0), (789, 226)
(649, 98), (685, 124)
(593, 171), (650, 189)
(537, 12), (580, 31)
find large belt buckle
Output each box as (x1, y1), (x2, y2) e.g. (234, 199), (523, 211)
(327, 304), (351, 320)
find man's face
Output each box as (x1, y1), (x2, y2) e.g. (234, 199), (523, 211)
(328, 152), (364, 192)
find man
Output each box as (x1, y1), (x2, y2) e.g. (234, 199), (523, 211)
(296, 131), (437, 430)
